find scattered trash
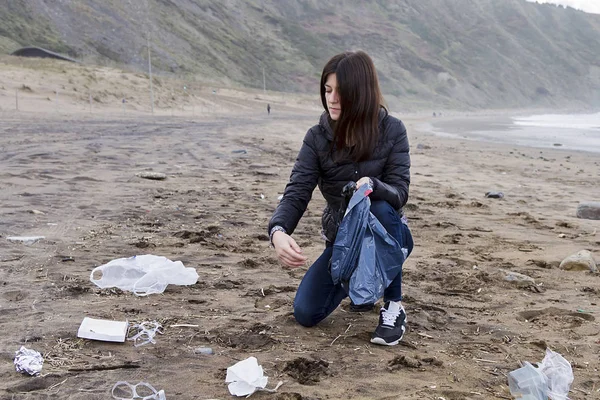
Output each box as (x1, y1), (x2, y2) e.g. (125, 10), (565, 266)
(277, 194), (283, 201)
(508, 361), (547, 399)
(170, 323), (199, 328)
(62, 256), (75, 262)
(14, 346), (44, 376)
(485, 191), (504, 199)
(90, 254), (199, 296)
(137, 172), (167, 180)
(226, 356), (269, 396)
(508, 348), (573, 400)
(194, 347), (214, 355)
(78, 317), (129, 342)
(260, 193), (265, 200)
(29, 209), (45, 215)
(540, 349), (574, 399)
(111, 381), (166, 400)
(502, 269), (535, 286)
(7, 236), (45, 245)
(231, 149), (247, 154)
(128, 321), (163, 347)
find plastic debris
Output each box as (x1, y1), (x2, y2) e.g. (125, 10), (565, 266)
(508, 348), (573, 400)
(194, 347), (214, 355)
(90, 255), (199, 296)
(78, 317), (129, 342)
(226, 357), (268, 397)
(539, 349), (573, 400)
(128, 321), (163, 347)
(111, 381), (166, 400)
(137, 172), (167, 180)
(508, 361), (547, 399)
(14, 346), (44, 376)
(277, 194), (283, 201)
(7, 236), (45, 245)
(485, 191), (504, 199)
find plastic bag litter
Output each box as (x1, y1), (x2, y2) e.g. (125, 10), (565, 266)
(508, 361), (548, 400)
(539, 348), (574, 400)
(111, 381), (166, 400)
(14, 346), (43, 376)
(128, 321), (163, 347)
(90, 255), (199, 296)
(508, 348), (573, 400)
(330, 183), (406, 305)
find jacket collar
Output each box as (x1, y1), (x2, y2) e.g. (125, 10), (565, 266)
(319, 107), (388, 141)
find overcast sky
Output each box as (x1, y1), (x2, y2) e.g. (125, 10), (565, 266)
(526, 0), (600, 14)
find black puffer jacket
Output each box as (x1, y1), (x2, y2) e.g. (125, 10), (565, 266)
(269, 108), (410, 243)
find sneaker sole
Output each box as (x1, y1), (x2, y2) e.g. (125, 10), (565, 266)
(370, 337), (401, 346)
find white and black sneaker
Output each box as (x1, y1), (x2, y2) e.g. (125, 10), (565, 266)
(370, 301), (407, 346)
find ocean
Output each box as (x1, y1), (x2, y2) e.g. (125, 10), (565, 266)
(427, 112), (600, 153)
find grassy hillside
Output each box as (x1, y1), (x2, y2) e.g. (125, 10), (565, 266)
(1, 0), (600, 110)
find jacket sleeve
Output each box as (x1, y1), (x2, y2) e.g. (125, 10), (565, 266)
(268, 128), (321, 235)
(369, 120), (410, 210)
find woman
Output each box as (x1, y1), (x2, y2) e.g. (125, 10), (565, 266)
(268, 51), (413, 346)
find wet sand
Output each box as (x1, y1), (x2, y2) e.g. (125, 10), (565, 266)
(1, 103), (599, 399)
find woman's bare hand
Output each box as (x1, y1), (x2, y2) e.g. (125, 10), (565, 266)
(272, 231), (307, 268)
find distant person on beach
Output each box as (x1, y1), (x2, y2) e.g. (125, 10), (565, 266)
(267, 103), (271, 115)
(268, 51), (413, 346)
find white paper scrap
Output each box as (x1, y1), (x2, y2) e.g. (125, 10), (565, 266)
(225, 356), (268, 397)
(77, 317), (129, 342)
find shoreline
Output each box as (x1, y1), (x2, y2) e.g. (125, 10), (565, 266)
(410, 112), (600, 155)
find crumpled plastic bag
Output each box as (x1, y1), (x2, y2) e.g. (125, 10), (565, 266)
(225, 357), (268, 397)
(508, 348), (574, 400)
(90, 255), (199, 296)
(14, 346), (44, 376)
(330, 183), (406, 305)
(539, 348), (574, 400)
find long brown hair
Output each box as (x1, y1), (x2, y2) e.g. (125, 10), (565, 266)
(320, 51), (385, 162)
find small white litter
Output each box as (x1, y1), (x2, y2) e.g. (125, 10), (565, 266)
(128, 321), (163, 347)
(7, 236), (45, 245)
(226, 357), (268, 397)
(14, 346), (44, 375)
(77, 317), (129, 342)
(90, 254), (199, 296)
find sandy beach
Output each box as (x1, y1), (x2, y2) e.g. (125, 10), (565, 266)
(1, 61), (600, 399)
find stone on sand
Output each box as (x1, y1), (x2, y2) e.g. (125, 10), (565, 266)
(576, 202), (600, 220)
(559, 250), (597, 272)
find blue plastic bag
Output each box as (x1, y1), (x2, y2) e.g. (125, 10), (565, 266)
(330, 183), (406, 305)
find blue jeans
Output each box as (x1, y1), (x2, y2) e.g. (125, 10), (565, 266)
(293, 201), (414, 327)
